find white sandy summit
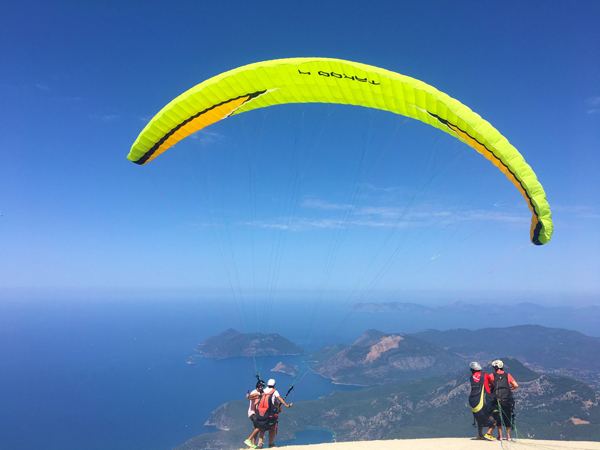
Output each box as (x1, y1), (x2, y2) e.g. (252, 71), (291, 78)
(285, 438), (600, 450)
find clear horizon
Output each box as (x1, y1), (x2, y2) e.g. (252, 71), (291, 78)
(2, 286), (599, 307)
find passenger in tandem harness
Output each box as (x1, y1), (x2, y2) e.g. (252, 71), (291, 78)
(245, 377), (265, 448)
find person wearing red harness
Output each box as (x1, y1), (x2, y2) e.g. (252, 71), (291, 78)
(256, 379), (292, 449)
(489, 359), (519, 440)
(469, 361), (496, 440)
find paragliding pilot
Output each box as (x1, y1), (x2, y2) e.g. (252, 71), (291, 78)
(489, 360), (518, 440)
(468, 362), (497, 441)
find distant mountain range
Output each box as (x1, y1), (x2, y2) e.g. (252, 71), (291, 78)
(414, 325), (600, 389)
(195, 324), (600, 389)
(353, 301), (600, 318)
(175, 358), (600, 450)
(304, 325), (600, 390)
(195, 328), (305, 359)
(354, 301), (600, 335)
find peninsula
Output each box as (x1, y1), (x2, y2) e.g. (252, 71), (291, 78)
(271, 362), (298, 377)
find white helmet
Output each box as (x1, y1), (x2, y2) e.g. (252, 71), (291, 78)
(469, 362), (482, 371)
(492, 359), (504, 369)
(267, 379), (276, 387)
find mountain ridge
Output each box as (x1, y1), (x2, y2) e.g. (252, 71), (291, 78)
(195, 328), (306, 359)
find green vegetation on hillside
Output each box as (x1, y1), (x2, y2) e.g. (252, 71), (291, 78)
(310, 332), (465, 386)
(415, 325), (600, 389)
(175, 358), (600, 450)
(195, 328), (306, 359)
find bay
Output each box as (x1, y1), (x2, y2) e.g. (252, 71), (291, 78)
(0, 299), (363, 450)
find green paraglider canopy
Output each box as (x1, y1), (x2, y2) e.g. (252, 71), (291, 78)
(128, 57), (552, 245)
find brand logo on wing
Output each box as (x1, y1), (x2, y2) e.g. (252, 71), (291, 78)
(298, 69), (380, 85)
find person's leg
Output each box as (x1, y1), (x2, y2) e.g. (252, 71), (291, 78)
(506, 401), (514, 439)
(269, 422), (278, 445)
(499, 401), (513, 439)
(245, 421), (259, 447)
(488, 411), (500, 439)
(257, 429), (265, 447)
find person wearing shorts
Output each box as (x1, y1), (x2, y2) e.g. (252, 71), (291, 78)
(244, 380), (264, 448)
(489, 360), (519, 440)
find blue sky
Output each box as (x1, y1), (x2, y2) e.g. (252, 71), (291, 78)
(1, 0), (599, 305)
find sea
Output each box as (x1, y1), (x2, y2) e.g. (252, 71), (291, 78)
(1, 297), (598, 450)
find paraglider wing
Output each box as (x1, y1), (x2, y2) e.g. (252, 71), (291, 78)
(127, 57), (552, 245)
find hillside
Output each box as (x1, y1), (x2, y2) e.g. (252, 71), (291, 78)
(414, 325), (600, 389)
(309, 331), (465, 386)
(174, 359), (600, 450)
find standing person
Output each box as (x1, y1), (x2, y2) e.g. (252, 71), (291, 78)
(468, 362), (496, 440)
(489, 360), (519, 440)
(256, 379), (292, 449)
(244, 379), (265, 448)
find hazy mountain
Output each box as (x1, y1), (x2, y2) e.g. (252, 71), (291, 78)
(355, 301), (600, 319)
(309, 332), (465, 386)
(175, 358), (600, 450)
(414, 325), (600, 389)
(355, 303), (433, 314)
(195, 328), (306, 359)
(353, 302), (600, 337)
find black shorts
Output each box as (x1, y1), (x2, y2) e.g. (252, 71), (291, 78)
(249, 414), (258, 428)
(497, 400), (514, 428)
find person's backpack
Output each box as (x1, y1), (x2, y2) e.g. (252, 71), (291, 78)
(493, 372), (513, 402)
(254, 389), (277, 429)
(469, 372), (492, 423)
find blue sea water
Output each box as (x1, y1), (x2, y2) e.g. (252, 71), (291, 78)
(278, 428), (336, 446)
(0, 299), (367, 450)
(1, 297), (597, 450)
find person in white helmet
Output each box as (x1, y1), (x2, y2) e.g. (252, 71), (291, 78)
(489, 360), (519, 440)
(256, 379), (292, 449)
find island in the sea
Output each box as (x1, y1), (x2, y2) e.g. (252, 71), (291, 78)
(195, 328), (306, 359)
(271, 361), (298, 377)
